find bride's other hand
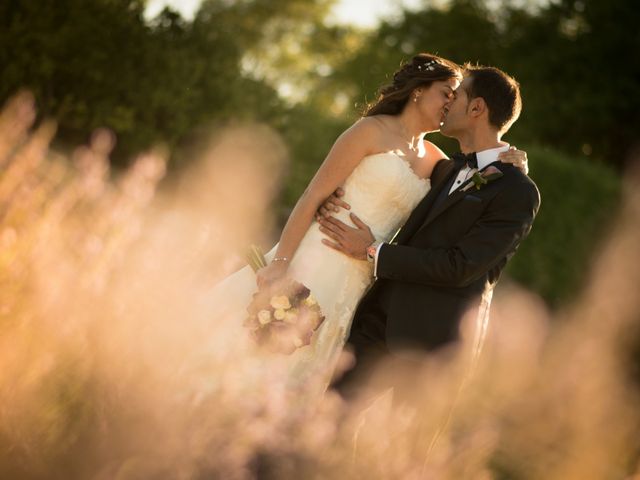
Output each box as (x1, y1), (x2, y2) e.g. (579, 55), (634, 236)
(256, 260), (288, 289)
(497, 146), (528, 175)
(315, 187), (351, 220)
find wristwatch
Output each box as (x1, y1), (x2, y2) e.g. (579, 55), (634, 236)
(366, 240), (383, 263)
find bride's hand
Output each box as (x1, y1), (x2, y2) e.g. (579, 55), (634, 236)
(256, 260), (288, 289)
(497, 146), (529, 175)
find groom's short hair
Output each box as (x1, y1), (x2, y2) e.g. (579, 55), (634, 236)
(463, 65), (522, 134)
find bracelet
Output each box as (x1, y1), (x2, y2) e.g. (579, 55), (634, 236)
(272, 257), (290, 263)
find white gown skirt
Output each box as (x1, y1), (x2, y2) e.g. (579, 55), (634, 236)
(204, 216), (374, 390)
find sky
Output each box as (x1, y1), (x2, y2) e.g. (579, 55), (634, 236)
(145, 0), (426, 27)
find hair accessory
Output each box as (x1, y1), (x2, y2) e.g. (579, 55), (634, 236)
(417, 60), (437, 72)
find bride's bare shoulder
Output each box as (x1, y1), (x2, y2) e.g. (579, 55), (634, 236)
(414, 140), (449, 178)
(337, 116), (388, 151)
(348, 115), (389, 135)
(423, 140), (449, 161)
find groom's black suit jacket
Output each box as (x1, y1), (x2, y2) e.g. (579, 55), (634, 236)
(349, 157), (540, 353)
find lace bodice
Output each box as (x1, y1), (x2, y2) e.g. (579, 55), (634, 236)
(334, 152), (431, 241)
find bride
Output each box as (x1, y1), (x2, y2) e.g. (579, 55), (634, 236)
(210, 53), (527, 388)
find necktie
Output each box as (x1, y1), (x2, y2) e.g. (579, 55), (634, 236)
(451, 151), (478, 170)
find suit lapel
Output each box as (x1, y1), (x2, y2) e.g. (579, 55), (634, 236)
(392, 159), (460, 244)
(419, 178), (473, 228)
(416, 161), (506, 233)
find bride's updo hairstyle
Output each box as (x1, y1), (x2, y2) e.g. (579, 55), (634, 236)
(364, 53), (462, 117)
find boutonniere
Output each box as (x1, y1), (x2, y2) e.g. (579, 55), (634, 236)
(461, 166), (504, 192)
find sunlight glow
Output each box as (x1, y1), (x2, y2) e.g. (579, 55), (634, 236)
(144, 0), (424, 26)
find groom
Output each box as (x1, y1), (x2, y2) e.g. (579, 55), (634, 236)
(317, 65), (540, 397)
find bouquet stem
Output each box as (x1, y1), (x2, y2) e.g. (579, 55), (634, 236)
(246, 244), (267, 273)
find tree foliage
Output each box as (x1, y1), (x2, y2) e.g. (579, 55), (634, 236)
(0, 0), (337, 165)
(329, 0), (640, 167)
(2, 0), (636, 166)
(0, 0), (634, 305)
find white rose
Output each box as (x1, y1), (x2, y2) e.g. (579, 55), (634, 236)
(270, 295), (291, 310)
(274, 308), (286, 320)
(258, 310), (272, 325)
(304, 295), (317, 306)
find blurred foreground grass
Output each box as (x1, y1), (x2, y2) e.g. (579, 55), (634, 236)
(1, 93), (639, 479)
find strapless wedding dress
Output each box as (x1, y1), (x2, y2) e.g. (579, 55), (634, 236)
(207, 153), (431, 386)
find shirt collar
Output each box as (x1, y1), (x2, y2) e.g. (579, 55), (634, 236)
(475, 144), (510, 170)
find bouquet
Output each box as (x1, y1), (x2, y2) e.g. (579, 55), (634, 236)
(243, 245), (325, 354)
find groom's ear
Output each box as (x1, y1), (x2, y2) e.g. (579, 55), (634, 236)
(468, 97), (487, 118)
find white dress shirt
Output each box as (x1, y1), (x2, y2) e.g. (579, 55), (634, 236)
(373, 144), (510, 277)
(448, 144), (510, 194)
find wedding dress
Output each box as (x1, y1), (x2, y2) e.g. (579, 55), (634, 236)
(207, 152), (431, 387)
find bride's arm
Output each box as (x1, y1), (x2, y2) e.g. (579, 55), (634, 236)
(497, 147), (529, 174)
(422, 140), (529, 174)
(256, 118), (380, 287)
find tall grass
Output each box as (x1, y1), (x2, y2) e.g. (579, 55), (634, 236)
(0, 92), (638, 479)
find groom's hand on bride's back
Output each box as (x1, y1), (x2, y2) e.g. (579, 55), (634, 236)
(318, 213), (374, 260)
(315, 187), (351, 220)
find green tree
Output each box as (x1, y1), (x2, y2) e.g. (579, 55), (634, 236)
(0, 0), (341, 166)
(0, 0), (151, 153)
(504, 0), (640, 166)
